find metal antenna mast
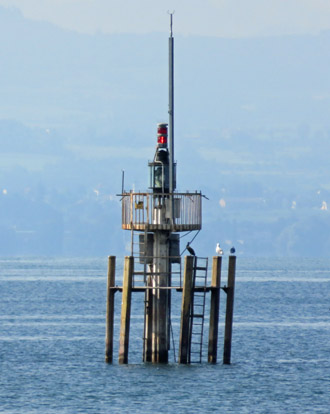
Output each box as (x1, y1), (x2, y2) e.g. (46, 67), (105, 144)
(168, 12), (175, 220)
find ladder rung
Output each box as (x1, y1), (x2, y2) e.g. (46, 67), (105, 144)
(134, 272), (168, 276)
(192, 314), (204, 318)
(195, 266), (207, 271)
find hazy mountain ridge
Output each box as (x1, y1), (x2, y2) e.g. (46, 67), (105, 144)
(1, 6), (330, 257)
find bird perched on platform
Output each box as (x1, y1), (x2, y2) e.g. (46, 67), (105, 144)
(230, 246), (236, 255)
(186, 242), (195, 256)
(216, 243), (223, 255)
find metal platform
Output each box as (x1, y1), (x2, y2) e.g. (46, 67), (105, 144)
(121, 192), (202, 232)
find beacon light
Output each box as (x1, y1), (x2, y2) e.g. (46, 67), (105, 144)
(158, 135), (167, 145)
(157, 123), (168, 147)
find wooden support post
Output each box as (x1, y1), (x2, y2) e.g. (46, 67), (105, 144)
(167, 264), (172, 353)
(143, 275), (153, 362)
(223, 255), (236, 365)
(157, 282), (169, 363)
(105, 256), (116, 363)
(208, 256), (222, 363)
(119, 256), (133, 364)
(178, 255), (194, 364)
(151, 279), (158, 363)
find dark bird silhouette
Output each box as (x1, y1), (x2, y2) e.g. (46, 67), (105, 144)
(186, 242), (195, 256)
(230, 246), (236, 255)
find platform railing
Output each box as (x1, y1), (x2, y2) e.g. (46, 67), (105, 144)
(121, 192), (202, 231)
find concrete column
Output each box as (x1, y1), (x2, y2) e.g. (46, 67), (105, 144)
(152, 231), (170, 363)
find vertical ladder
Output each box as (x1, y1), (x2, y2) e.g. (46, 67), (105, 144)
(130, 228), (149, 287)
(132, 227), (151, 361)
(188, 257), (208, 363)
(130, 227), (145, 259)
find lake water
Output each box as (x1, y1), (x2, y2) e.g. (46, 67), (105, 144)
(0, 256), (329, 413)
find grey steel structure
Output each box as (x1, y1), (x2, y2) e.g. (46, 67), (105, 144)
(119, 15), (202, 363)
(105, 16), (235, 366)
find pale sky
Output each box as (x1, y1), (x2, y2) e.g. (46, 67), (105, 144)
(1, 0), (330, 37)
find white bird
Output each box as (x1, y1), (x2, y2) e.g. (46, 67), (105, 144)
(216, 243), (223, 255)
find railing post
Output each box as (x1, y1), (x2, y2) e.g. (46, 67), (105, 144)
(130, 193), (133, 227)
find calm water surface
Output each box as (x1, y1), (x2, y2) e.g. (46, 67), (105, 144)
(0, 257), (329, 413)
